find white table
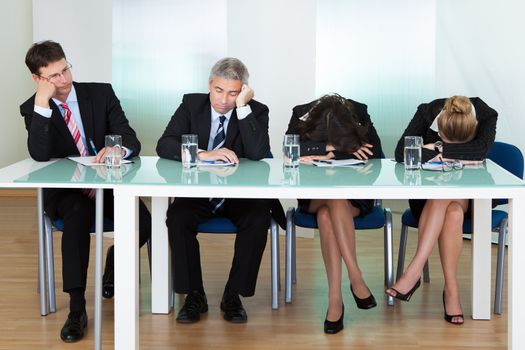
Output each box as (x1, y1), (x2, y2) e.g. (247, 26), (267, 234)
(2, 157), (524, 349)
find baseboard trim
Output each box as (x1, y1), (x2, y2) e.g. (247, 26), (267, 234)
(0, 189), (37, 197)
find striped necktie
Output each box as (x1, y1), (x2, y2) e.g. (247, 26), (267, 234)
(209, 115), (226, 214)
(61, 103), (87, 156)
(61, 103), (95, 199)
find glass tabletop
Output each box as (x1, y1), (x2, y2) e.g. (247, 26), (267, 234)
(13, 157), (524, 188)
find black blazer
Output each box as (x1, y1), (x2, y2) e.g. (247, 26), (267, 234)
(394, 97), (498, 163)
(156, 93), (270, 160)
(286, 98), (383, 159)
(20, 82), (141, 206)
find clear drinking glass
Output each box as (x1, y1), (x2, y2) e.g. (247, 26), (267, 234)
(105, 135), (122, 168)
(283, 134), (300, 168)
(181, 134), (198, 168)
(404, 136), (423, 170)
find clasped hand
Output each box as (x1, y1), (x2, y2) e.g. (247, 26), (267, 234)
(198, 148), (239, 164)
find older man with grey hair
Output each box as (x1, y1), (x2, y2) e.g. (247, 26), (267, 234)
(157, 57), (276, 324)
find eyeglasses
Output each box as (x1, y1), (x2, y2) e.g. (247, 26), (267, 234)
(440, 160), (464, 172)
(40, 62), (72, 82)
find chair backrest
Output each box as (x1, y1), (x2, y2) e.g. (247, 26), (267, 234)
(488, 141), (524, 179)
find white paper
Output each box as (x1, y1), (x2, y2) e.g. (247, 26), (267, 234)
(197, 160), (235, 167)
(311, 158), (365, 167)
(68, 156), (132, 166)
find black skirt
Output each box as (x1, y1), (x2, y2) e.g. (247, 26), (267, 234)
(298, 199), (374, 218)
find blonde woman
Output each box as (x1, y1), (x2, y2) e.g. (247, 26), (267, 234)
(387, 96), (498, 324)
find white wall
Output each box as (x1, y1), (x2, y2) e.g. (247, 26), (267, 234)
(32, 0), (112, 83)
(0, 0), (33, 167)
(30, 0), (525, 158)
(435, 0), (525, 153)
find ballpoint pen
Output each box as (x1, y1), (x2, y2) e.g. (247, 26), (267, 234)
(88, 138), (98, 155)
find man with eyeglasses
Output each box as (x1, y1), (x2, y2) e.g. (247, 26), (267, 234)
(19, 40), (152, 343)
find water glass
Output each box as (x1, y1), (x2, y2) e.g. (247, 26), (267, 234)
(283, 134), (300, 168)
(181, 134), (198, 168)
(105, 135), (122, 168)
(404, 136), (423, 170)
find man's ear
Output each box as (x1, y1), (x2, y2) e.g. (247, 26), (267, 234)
(31, 73), (40, 83)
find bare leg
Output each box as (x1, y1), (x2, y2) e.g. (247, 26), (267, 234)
(438, 201), (466, 324)
(309, 199), (369, 316)
(315, 204), (343, 321)
(387, 199), (467, 296)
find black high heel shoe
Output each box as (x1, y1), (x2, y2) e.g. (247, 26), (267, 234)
(324, 304), (344, 334)
(386, 279), (421, 302)
(102, 246), (114, 299)
(350, 285), (377, 309)
(442, 291), (464, 325)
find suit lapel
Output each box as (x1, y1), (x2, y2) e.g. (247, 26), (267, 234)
(224, 109), (239, 148)
(75, 83), (94, 147)
(198, 99), (212, 150)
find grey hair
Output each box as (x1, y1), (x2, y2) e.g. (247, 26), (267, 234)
(209, 57), (249, 84)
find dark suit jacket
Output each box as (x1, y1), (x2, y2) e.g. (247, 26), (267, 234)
(20, 82), (141, 208)
(286, 98), (383, 159)
(156, 93), (286, 228)
(156, 93), (270, 160)
(394, 97), (498, 163)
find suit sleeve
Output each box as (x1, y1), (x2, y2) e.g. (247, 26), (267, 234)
(394, 103), (434, 162)
(286, 104), (326, 156)
(441, 102), (498, 160)
(237, 102), (270, 160)
(21, 101), (53, 161)
(156, 97), (192, 161)
(104, 85), (141, 157)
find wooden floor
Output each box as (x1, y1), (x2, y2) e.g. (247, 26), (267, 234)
(0, 197), (507, 349)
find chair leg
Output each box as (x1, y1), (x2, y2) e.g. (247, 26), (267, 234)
(396, 224), (409, 282)
(37, 189), (49, 316)
(285, 208), (295, 304)
(292, 220), (297, 285)
(270, 219), (279, 310)
(494, 219), (508, 315)
(147, 238), (152, 277)
(383, 208), (394, 306)
(44, 215), (56, 313)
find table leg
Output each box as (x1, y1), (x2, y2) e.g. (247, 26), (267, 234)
(471, 198), (491, 320)
(37, 188), (48, 316)
(508, 196), (525, 350)
(114, 190), (139, 350)
(94, 189), (104, 350)
(151, 197), (172, 314)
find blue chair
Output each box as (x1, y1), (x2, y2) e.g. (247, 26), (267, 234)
(40, 210), (151, 315)
(191, 152), (284, 310)
(396, 141), (524, 314)
(285, 201), (394, 306)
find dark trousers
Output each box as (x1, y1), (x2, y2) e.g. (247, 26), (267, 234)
(166, 198), (271, 297)
(46, 189), (151, 293)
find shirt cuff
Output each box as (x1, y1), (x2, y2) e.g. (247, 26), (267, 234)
(236, 105), (252, 120)
(123, 146), (132, 159)
(34, 105), (52, 118)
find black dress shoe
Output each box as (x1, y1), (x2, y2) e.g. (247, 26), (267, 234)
(324, 304), (344, 334)
(350, 284), (377, 309)
(102, 245), (114, 299)
(220, 290), (247, 323)
(176, 290), (208, 323)
(60, 310), (88, 343)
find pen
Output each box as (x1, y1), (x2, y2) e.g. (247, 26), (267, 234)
(88, 138), (98, 155)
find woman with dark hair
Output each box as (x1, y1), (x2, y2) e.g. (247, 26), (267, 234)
(387, 96), (498, 325)
(286, 94), (383, 334)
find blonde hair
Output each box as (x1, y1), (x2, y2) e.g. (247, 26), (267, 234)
(438, 95), (478, 143)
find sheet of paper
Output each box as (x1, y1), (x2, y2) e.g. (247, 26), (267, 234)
(197, 160), (236, 167)
(68, 156), (132, 166)
(311, 158), (365, 167)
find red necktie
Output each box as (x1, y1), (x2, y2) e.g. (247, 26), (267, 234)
(61, 103), (95, 199)
(61, 103), (87, 156)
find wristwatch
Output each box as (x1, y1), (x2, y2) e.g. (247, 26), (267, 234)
(434, 141), (443, 153)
